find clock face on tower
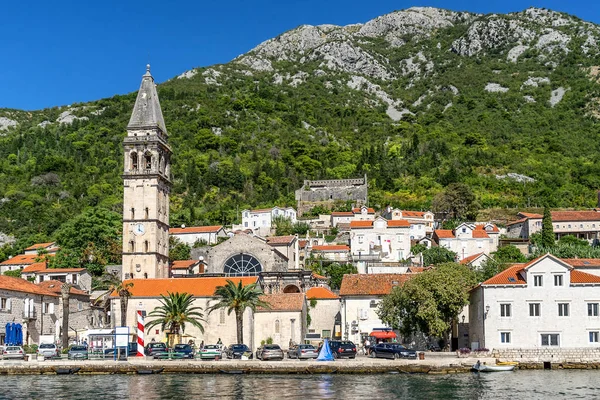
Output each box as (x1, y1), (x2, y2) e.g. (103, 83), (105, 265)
(133, 223), (145, 236)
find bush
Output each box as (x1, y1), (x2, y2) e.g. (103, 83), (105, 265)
(458, 347), (471, 355)
(23, 344), (38, 354)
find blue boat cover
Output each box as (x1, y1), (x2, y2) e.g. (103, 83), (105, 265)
(316, 338), (334, 361)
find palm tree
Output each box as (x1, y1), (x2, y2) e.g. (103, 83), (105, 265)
(145, 292), (205, 346)
(207, 280), (270, 344)
(94, 271), (134, 327)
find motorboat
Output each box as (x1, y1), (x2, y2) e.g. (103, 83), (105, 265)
(472, 362), (515, 372)
(496, 361), (519, 366)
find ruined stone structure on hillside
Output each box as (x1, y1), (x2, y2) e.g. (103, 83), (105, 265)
(294, 175), (368, 216)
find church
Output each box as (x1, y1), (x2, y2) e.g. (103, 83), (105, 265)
(113, 66), (338, 350)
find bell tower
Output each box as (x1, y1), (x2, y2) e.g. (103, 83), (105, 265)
(122, 65), (171, 279)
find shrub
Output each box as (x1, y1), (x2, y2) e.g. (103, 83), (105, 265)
(458, 347), (471, 355)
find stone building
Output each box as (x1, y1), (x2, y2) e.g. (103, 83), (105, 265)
(295, 175), (368, 216)
(169, 225), (227, 246)
(305, 287), (341, 343)
(122, 65), (172, 280)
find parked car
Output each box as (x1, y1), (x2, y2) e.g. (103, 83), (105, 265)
(327, 341), (357, 359)
(2, 346), (25, 360)
(104, 342), (139, 357)
(199, 344), (222, 360)
(225, 344), (252, 359)
(257, 344), (284, 361)
(38, 343), (59, 359)
(370, 343), (417, 360)
(287, 344), (318, 359)
(173, 344), (194, 359)
(145, 342), (168, 357)
(67, 345), (89, 360)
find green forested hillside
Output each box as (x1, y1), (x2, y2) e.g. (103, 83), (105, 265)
(1, 7), (600, 262)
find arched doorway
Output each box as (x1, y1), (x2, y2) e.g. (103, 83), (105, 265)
(283, 285), (300, 294)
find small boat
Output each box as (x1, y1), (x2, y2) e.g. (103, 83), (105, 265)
(472, 362), (515, 372)
(55, 367), (80, 375)
(136, 368), (164, 375)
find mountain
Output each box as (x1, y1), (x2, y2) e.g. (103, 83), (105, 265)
(1, 6), (600, 253)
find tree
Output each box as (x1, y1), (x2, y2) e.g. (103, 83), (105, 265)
(421, 247), (457, 266)
(3, 269), (22, 278)
(492, 245), (526, 263)
(432, 183), (479, 221)
(169, 237), (191, 261)
(377, 263), (476, 348)
(208, 280), (270, 344)
(558, 235), (589, 247)
(540, 207), (555, 248)
(94, 271), (134, 327)
(145, 292), (205, 346)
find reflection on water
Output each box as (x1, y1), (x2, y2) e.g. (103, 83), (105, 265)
(2, 370), (599, 400)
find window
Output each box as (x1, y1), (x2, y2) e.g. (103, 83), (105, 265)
(588, 303), (599, 317)
(556, 224), (559, 229)
(358, 235), (364, 244)
(131, 208), (135, 219)
(529, 303), (540, 317)
(477, 240), (483, 248)
(219, 309), (226, 325)
(554, 275), (564, 286)
(568, 224), (571, 228)
(590, 332), (599, 343)
(275, 319), (280, 334)
(533, 275), (543, 287)
(500, 332), (511, 343)
(223, 254), (262, 276)
(144, 153), (152, 169)
(558, 303), (569, 317)
(580, 224), (584, 228)
(77, 301), (83, 311)
(461, 228), (466, 233)
(500, 303), (511, 317)
(145, 207), (149, 219)
(369, 300), (378, 308)
(322, 330), (331, 339)
(72, 274), (78, 284)
(129, 240), (135, 253)
(144, 241), (149, 252)
(541, 334), (559, 346)
(130, 152), (138, 170)
(0, 298), (6, 310)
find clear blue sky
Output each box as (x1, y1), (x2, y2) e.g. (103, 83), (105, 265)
(2, 0), (598, 110)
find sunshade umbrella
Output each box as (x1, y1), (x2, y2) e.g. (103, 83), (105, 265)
(15, 324), (22, 345)
(5, 322), (13, 345)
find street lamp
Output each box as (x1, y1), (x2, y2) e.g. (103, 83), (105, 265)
(484, 305), (490, 319)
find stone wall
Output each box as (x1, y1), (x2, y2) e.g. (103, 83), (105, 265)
(295, 177), (368, 216)
(493, 347), (600, 362)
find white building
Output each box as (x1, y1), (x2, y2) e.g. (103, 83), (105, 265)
(433, 223), (499, 261)
(385, 208), (435, 237)
(309, 245), (351, 263)
(305, 287), (340, 342)
(23, 242), (59, 255)
(339, 274), (413, 344)
(240, 207), (297, 237)
(331, 212), (354, 228)
(352, 206), (375, 221)
(169, 225), (227, 246)
(506, 210), (600, 245)
(350, 217), (411, 263)
(469, 254), (600, 350)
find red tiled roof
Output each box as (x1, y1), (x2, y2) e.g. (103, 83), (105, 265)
(551, 211), (600, 222)
(40, 268), (86, 274)
(401, 211), (427, 218)
(171, 260), (200, 270)
(38, 280), (87, 295)
(298, 240), (308, 248)
(434, 229), (455, 239)
(170, 225), (223, 234)
(312, 245), (349, 252)
(0, 275), (58, 297)
(353, 207), (375, 214)
(350, 220), (373, 229)
(312, 272), (328, 280)
(407, 266), (429, 273)
(340, 274), (414, 296)
(24, 242), (57, 251)
(482, 265), (527, 285)
(22, 262), (48, 273)
(460, 252), (486, 265)
(1, 254), (42, 265)
(562, 259), (600, 268)
(483, 224), (500, 233)
(519, 212), (543, 219)
(331, 212), (353, 217)
(111, 277), (259, 297)
(250, 208), (272, 213)
(306, 287), (339, 300)
(506, 218), (527, 227)
(472, 230), (490, 239)
(570, 270), (600, 284)
(257, 293), (305, 312)
(266, 235), (296, 245)
(388, 220), (410, 227)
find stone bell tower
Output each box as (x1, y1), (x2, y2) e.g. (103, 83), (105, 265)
(122, 65), (171, 279)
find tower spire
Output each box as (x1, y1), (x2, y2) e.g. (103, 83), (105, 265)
(127, 64), (167, 134)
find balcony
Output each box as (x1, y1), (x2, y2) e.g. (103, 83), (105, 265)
(23, 309), (37, 320)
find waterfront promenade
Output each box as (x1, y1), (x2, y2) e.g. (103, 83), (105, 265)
(1, 352), (592, 375)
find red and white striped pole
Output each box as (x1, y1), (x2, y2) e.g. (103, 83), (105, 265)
(137, 310), (145, 356)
